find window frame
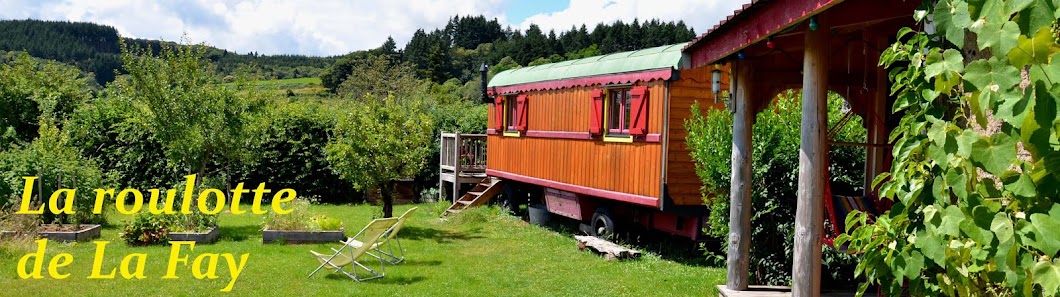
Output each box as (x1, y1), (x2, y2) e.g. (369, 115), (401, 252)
(503, 95), (521, 137)
(604, 87), (634, 142)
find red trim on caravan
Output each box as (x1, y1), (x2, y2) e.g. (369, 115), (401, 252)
(486, 169), (659, 208)
(491, 130), (661, 142)
(488, 69), (675, 95)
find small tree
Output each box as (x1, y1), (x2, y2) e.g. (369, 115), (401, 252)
(326, 95), (433, 217)
(118, 39), (259, 183)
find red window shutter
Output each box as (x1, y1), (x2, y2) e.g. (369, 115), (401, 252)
(629, 86), (649, 135)
(493, 96), (505, 130)
(515, 94), (528, 131)
(589, 89), (604, 135)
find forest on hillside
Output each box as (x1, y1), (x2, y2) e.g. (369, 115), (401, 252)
(322, 15), (696, 91)
(0, 19), (337, 85)
(0, 16), (696, 90)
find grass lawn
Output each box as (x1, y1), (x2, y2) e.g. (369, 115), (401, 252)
(0, 203), (724, 296)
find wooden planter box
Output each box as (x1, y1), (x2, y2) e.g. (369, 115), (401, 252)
(262, 228), (345, 244)
(169, 226), (219, 244)
(39, 224), (101, 242)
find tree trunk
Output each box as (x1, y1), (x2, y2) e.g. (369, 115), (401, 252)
(380, 181), (395, 218)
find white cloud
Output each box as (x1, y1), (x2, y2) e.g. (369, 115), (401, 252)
(0, 0), (748, 56)
(518, 0), (748, 38)
(0, 0), (507, 56)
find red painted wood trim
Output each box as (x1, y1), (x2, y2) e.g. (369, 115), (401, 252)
(487, 169), (660, 208)
(684, 0), (842, 68)
(520, 130), (662, 142)
(488, 69), (675, 95)
(524, 131), (593, 140)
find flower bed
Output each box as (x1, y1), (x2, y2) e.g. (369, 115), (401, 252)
(38, 224), (102, 242)
(168, 226), (219, 243)
(262, 228), (345, 244)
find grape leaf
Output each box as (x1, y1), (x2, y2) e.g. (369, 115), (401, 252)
(1021, 81), (1060, 157)
(933, 0), (971, 45)
(970, 133), (1018, 176)
(1005, 0), (1034, 14)
(997, 85), (1035, 126)
(1028, 205), (1060, 256)
(1015, 0), (1060, 35)
(1004, 172), (1037, 200)
(940, 205), (966, 237)
(916, 229), (947, 266)
(964, 57), (1022, 92)
(1029, 53), (1060, 85)
(1032, 259), (1060, 297)
(926, 49), (966, 79)
(1008, 27), (1059, 69)
(991, 212), (1014, 244)
(978, 20), (1020, 56)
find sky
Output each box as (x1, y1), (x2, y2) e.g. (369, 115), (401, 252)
(0, 0), (749, 57)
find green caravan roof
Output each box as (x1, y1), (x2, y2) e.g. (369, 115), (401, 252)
(487, 43), (689, 88)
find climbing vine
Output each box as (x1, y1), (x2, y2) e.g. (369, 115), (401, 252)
(836, 0), (1060, 296)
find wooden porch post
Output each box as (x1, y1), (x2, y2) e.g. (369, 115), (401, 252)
(865, 36), (889, 195)
(452, 132), (462, 203)
(792, 21), (829, 297)
(727, 60), (753, 290)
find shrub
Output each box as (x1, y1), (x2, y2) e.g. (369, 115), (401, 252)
(263, 199), (341, 231)
(237, 100), (355, 203)
(120, 211), (217, 246)
(309, 215), (343, 231)
(67, 88), (179, 190)
(121, 213), (173, 246)
(685, 91), (865, 285)
(0, 121), (105, 226)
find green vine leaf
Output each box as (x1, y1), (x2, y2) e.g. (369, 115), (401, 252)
(965, 57), (1022, 93)
(1008, 27), (1059, 69)
(1014, 0), (1060, 35)
(934, 0), (972, 46)
(941, 205), (966, 236)
(1004, 0), (1034, 15)
(916, 229), (947, 266)
(978, 20), (1021, 56)
(1021, 81), (1060, 158)
(1030, 53), (1060, 85)
(1028, 204), (1060, 257)
(1032, 258), (1060, 296)
(970, 133), (1018, 176)
(927, 49), (966, 95)
(997, 85), (1036, 127)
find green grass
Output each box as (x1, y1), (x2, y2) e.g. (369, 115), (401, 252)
(0, 203), (723, 296)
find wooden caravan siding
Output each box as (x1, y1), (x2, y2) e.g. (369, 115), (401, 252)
(665, 67), (727, 206)
(487, 80), (667, 203)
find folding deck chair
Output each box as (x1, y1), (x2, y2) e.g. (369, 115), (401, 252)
(308, 217), (398, 281)
(345, 207), (418, 264)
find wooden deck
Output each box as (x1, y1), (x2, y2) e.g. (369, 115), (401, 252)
(717, 286), (871, 297)
(439, 132), (487, 202)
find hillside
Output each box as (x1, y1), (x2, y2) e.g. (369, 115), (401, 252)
(0, 19), (336, 85)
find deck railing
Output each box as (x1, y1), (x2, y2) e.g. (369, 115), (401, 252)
(440, 132), (487, 174)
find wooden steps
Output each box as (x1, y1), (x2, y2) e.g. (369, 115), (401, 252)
(440, 177), (503, 218)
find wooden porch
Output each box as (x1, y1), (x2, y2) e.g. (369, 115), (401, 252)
(682, 0), (918, 295)
(438, 132), (488, 202)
